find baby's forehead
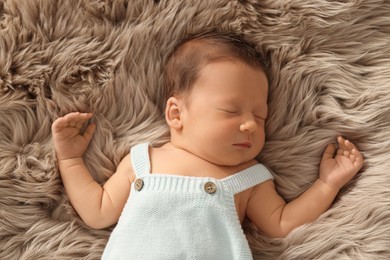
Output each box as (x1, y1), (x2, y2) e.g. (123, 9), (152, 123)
(198, 58), (268, 83)
(188, 42), (264, 70)
(179, 40), (232, 62)
(194, 60), (268, 88)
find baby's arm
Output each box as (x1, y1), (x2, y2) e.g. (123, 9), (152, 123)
(246, 136), (364, 238)
(52, 112), (134, 229)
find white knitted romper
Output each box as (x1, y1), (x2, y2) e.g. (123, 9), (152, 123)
(102, 143), (273, 260)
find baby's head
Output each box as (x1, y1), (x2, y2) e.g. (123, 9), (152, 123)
(163, 31), (268, 166)
(163, 31), (266, 102)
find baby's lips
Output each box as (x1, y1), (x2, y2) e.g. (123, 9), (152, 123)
(233, 142), (252, 148)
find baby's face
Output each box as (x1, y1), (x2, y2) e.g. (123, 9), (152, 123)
(179, 60), (268, 166)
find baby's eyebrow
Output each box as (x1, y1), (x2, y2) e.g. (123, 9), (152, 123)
(215, 99), (240, 108)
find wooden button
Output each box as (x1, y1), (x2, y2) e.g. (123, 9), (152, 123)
(134, 178), (144, 191)
(204, 181), (217, 194)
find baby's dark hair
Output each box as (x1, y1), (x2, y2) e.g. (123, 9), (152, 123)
(163, 31), (265, 102)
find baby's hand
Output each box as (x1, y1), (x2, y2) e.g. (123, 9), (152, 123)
(319, 136), (364, 191)
(52, 112), (96, 161)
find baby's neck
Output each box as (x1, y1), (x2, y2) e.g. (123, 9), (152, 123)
(149, 142), (258, 179)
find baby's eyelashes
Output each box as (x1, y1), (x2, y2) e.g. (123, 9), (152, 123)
(254, 114), (267, 120)
(218, 107), (238, 113)
(217, 108), (239, 116)
(216, 108), (267, 123)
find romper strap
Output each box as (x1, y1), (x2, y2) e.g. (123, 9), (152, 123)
(221, 164), (274, 195)
(130, 143), (151, 178)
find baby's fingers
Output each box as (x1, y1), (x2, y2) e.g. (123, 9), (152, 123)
(54, 112), (91, 128)
(338, 136), (357, 152)
(65, 112), (93, 126)
(322, 143), (337, 161)
(52, 112), (93, 135)
(73, 113), (94, 129)
(338, 136), (364, 168)
(83, 122), (96, 143)
(351, 147), (364, 168)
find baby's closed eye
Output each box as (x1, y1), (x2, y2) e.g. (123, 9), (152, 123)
(254, 114), (266, 120)
(221, 109), (238, 114)
(217, 108), (240, 115)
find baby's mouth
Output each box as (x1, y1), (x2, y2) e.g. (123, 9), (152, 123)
(233, 142), (252, 148)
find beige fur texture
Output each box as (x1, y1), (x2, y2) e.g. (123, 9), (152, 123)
(1, 0), (389, 259)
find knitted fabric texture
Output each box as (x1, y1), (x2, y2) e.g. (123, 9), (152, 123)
(102, 143), (274, 260)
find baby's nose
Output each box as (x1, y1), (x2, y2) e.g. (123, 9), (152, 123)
(239, 119), (257, 133)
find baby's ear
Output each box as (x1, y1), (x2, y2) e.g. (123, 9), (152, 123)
(165, 97), (183, 130)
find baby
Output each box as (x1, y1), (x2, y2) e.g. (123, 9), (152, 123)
(52, 32), (364, 259)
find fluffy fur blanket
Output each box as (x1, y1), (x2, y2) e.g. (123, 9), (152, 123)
(1, 0), (389, 259)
